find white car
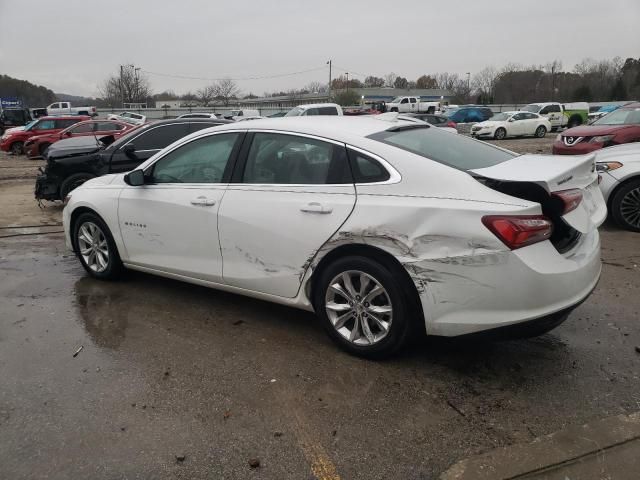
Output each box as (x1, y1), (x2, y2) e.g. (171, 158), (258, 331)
(178, 113), (223, 119)
(284, 103), (343, 117)
(471, 111), (552, 140)
(596, 143), (640, 232)
(107, 111), (146, 125)
(63, 116), (605, 357)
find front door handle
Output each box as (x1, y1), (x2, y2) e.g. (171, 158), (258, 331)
(191, 196), (216, 206)
(300, 202), (333, 214)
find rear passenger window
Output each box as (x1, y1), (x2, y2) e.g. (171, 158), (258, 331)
(348, 149), (390, 183)
(132, 123), (190, 151)
(318, 107), (338, 115)
(57, 119), (79, 129)
(242, 133), (352, 184)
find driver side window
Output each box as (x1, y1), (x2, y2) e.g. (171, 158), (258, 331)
(150, 133), (241, 184)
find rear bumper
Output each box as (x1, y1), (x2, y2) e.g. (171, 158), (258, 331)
(416, 229), (601, 336)
(35, 173), (60, 201)
(552, 141), (602, 155)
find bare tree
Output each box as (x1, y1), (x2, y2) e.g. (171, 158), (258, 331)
(197, 85), (216, 106)
(215, 78), (240, 106)
(305, 81), (326, 93)
(99, 65), (152, 107)
(393, 76), (409, 89)
(415, 74), (438, 89)
(472, 66), (498, 103)
(383, 72), (397, 88)
(364, 76), (385, 88)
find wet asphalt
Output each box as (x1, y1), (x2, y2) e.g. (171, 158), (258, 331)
(1, 139), (639, 479)
(1, 224), (639, 479)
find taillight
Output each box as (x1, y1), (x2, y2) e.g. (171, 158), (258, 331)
(552, 188), (583, 214)
(447, 121), (457, 128)
(482, 215), (553, 250)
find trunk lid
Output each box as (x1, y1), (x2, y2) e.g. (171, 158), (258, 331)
(471, 153), (606, 234)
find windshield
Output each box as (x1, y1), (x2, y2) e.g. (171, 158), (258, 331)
(104, 123), (148, 151)
(23, 120), (38, 131)
(368, 125), (516, 170)
(491, 112), (512, 121)
(390, 97), (404, 104)
(444, 108), (460, 118)
(593, 108), (640, 126)
(284, 107), (304, 117)
(230, 110), (241, 116)
(521, 104), (541, 113)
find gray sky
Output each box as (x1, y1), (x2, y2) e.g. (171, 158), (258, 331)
(1, 0), (639, 97)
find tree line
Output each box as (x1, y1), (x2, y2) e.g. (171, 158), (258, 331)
(0, 74), (56, 107)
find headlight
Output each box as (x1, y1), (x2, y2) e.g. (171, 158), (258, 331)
(596, 161), (623, 172)
(590, 135), (615, 144)
(555, 134), (561, 141)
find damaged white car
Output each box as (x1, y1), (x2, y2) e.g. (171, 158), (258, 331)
(63, 116), (606, 357)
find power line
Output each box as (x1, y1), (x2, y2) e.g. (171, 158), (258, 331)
(140, 65), (327, 82)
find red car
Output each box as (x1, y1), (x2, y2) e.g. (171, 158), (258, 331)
(0, 115), (90, 155)
(24, 119), (137, 158)
(552, 103), (640, 155)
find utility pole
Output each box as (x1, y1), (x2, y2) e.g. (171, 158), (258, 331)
(120, 65), (124, 108)
(346, 72), (349, 93)
(327, 60), (332, 100)
(466, 72), (471, 103)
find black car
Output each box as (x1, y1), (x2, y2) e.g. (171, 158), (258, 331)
(0, 107), (32, 135)
(35, 118), (230, 201)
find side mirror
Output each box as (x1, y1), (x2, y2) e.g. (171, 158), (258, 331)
(508, 118), (515, 122)
(124, 169), (145, 186)
(123, 143), (136, 158)
(65, 131), (73, 136)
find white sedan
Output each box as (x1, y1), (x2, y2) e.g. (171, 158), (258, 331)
(596, 143), (640, 232)
(471, 111), (552, 140)
(106, 111), (146, 125)
(63, 116), (605, 357)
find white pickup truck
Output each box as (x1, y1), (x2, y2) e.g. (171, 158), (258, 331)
(46, 102), (97, 117)
(386, 96), (440, 114)
(520, 102), (589, 130)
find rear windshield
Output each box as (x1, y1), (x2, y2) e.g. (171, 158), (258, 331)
(105, 123), (149, 151)
(521, 104), (541, 113)
(368, 126), (516, 170)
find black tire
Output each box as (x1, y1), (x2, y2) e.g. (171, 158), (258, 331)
(72, 212), (123, 280)
(610, 178), (640, 232)
(10, 141), (24, 155)
(567, 116), (582, 129)
(313, 255), (415, 358)
(60, 173), (95, 200)
(78, 111), (89, 116)
(534, 125), (547, 138)
(39, 142), (51, 157)
(390, 107), (398, 112)
(494, 127), (507, 140)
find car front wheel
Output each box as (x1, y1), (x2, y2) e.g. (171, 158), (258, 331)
(535, 125), (547, 138)
(73, 212), (123, 280)
(314, 256), (415, 358)
(494, 128), (507, 140)
(10, 141), (24, 155)
(611, 178), (640, 232)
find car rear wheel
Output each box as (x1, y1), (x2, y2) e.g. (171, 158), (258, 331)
(60, 173), (95, 200)
(611, 178), (640, 232)
(534, 125), (547, 138)
(314, 256), (414, 358)
(73, 212), (123, 280)
(494, 128), (507, 140)
(10, 141), (24, 155)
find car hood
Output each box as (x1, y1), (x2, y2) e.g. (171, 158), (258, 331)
(474, 121), (502, 128)
(47, 136), (103, 159)
(562, 124), (634, 136)
(82, 174), (122, 188)
(3, 126), (25, 134)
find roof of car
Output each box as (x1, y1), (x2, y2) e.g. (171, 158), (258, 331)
(146, 118), (233, 126)
(621, 102), (640, 109)
(204, 115), (411, 140)
(295, 103), (341, 110)
(38, 115), (91, 120)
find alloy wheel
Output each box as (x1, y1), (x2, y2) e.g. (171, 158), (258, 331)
(324, 270), (393, 346)
(77, 222), (109, 273)
(620, 186), (640, 228)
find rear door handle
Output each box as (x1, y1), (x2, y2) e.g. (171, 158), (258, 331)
(300, 202), (333, 214)
(191, 196), (216, 206)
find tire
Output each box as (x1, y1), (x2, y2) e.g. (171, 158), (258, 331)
(534, 125), (547, 138)
(72, 212), (123, 280)
(567, 116), (582, 129)
(10, 141), (24, 155)
(494, 128), (507, 140)
(313, 255), (415, 358)
(39, 143), (51, 157)
(78, 111), (89, 116)
(390, 107), (398, 112)
(610, 178), (640, 232)
(60, 173), (95, 200)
